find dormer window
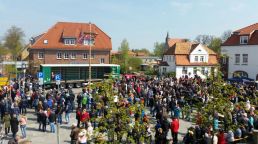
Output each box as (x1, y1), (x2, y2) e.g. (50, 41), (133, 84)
(64, 39), (76, 45)
(83, 39), (94, 46)
(240, 36), (248, 44)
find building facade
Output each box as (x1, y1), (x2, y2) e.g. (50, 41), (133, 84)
(159, 36), (218, 79)
(28, 22), (112, 72)
(221, 23), (258, 80)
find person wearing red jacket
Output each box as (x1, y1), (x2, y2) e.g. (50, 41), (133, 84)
(80, 109), (90, 128)
(171, 117), (179, 144)
(217, 129), (226, 144)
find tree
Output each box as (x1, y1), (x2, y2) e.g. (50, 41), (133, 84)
(153, 42), (165, 57)
(133, 48), (151, 56)
(118, 39), (130, 73)
(221, 30), (232, 43)
(3, 26), (25, 60)
(195, 35), (215, 45)
(208, 38), (222, 53)
(128, 57), (142, 72)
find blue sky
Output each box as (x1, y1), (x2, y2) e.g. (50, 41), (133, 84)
(0, 0), (258, 51)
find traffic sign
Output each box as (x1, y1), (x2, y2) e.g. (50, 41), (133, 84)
(39, 78), (43, 85)
(55, 74), (61, 85)
(38, 72), (44, 78)
(55, 74), (61, 81)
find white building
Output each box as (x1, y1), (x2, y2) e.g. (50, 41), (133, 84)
(221, 23), (258, 80)
(159, 37), (218, 79)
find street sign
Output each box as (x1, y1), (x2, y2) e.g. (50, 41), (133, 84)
(55, 74), (61, 81)
(55, 74), (61, 85)
(39, 78), (44, 85)
(37, 72), (44, 78)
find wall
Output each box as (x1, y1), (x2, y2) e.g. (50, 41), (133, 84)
(176, 66), (215, 79)
(30, 49), (110, 65)
(221, 45), (258, 80)
(189, 44), (209, 63)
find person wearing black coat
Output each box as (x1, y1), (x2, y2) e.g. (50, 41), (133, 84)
(10, 115), (19, 138)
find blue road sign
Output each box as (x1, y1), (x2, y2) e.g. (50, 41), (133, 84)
(38, 72), (43, 78)
(55, 74), (61, 81)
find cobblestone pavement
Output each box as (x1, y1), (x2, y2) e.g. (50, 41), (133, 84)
(1, 88), (193, 144)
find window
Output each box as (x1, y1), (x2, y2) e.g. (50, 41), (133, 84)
(235, 54), (240, 64)
(195, 56), (198, 62)
(64, 39), (76, 45)
(56, 52), (62, 59)
(182, 67), (188, 74)
(83, 53), (88, 59)
(83, 39), (94, 46)
(193, 67), (197, 74)
(71, 53), (76, 59)
(38, 52), (44, 59)
(201, 67), (205, 75)
(169, 56), (172, 62)
(242, 54), (248, 64)
(163, 67), (167, 73)
(100, 58), (105, 64)
(222, 57), (227, 64)
(240, 36), (248, 44)
(200, 56), (204, 62)
(64, 52), (69, 59)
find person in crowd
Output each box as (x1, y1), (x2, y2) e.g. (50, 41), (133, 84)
(76, 106), (82, 127)
(70, 123), (80, 144)
(171, 117), (179, 144)
(3, 112), (11, 136)
(10, 114), (19, 138)
(19, 114), (27, 138)
(78, 129), (87, 144)
(48, 110), (56, 133)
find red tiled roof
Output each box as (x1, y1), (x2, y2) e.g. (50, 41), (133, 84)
(175, 55), (218, 66)
(235, 23), (258, 35)
(223, 23), (258, 46)
(167, 38), (187, 47)
(30, 22), (112, 50)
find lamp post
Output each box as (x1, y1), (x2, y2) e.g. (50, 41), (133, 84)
(88, 22), (92, 89)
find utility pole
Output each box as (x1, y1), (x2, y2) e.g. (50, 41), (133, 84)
(88, 22), (92, 90)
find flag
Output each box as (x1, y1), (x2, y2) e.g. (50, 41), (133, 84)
(77, 32), (85, 44)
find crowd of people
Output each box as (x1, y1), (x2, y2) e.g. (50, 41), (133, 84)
(0, 74), (257, 144)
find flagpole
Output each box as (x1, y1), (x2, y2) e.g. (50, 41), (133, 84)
(89, 22), (91, 90)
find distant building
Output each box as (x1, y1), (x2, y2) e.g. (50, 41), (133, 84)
(28, 22), (112, 72)
(221, 23), (258, 80)
(159, 35), (218, 79)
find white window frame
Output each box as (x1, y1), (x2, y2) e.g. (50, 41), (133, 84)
(240, 36), (248, 44)
(38, 52), (44, 59)
(56, 52), (62, 59)
(83, 53), (88, 59)
(71, 53), (76, 59)
(182, 66), (188, 74)
(200, 56), (204, 62)
(235, 54), (240, 64)
(100, 58), (105, 64)
(194, 56), (198, 62)
(64, 39), (76, 45)
(64, 52), (69, 59)
(242, 54), (248, 64)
